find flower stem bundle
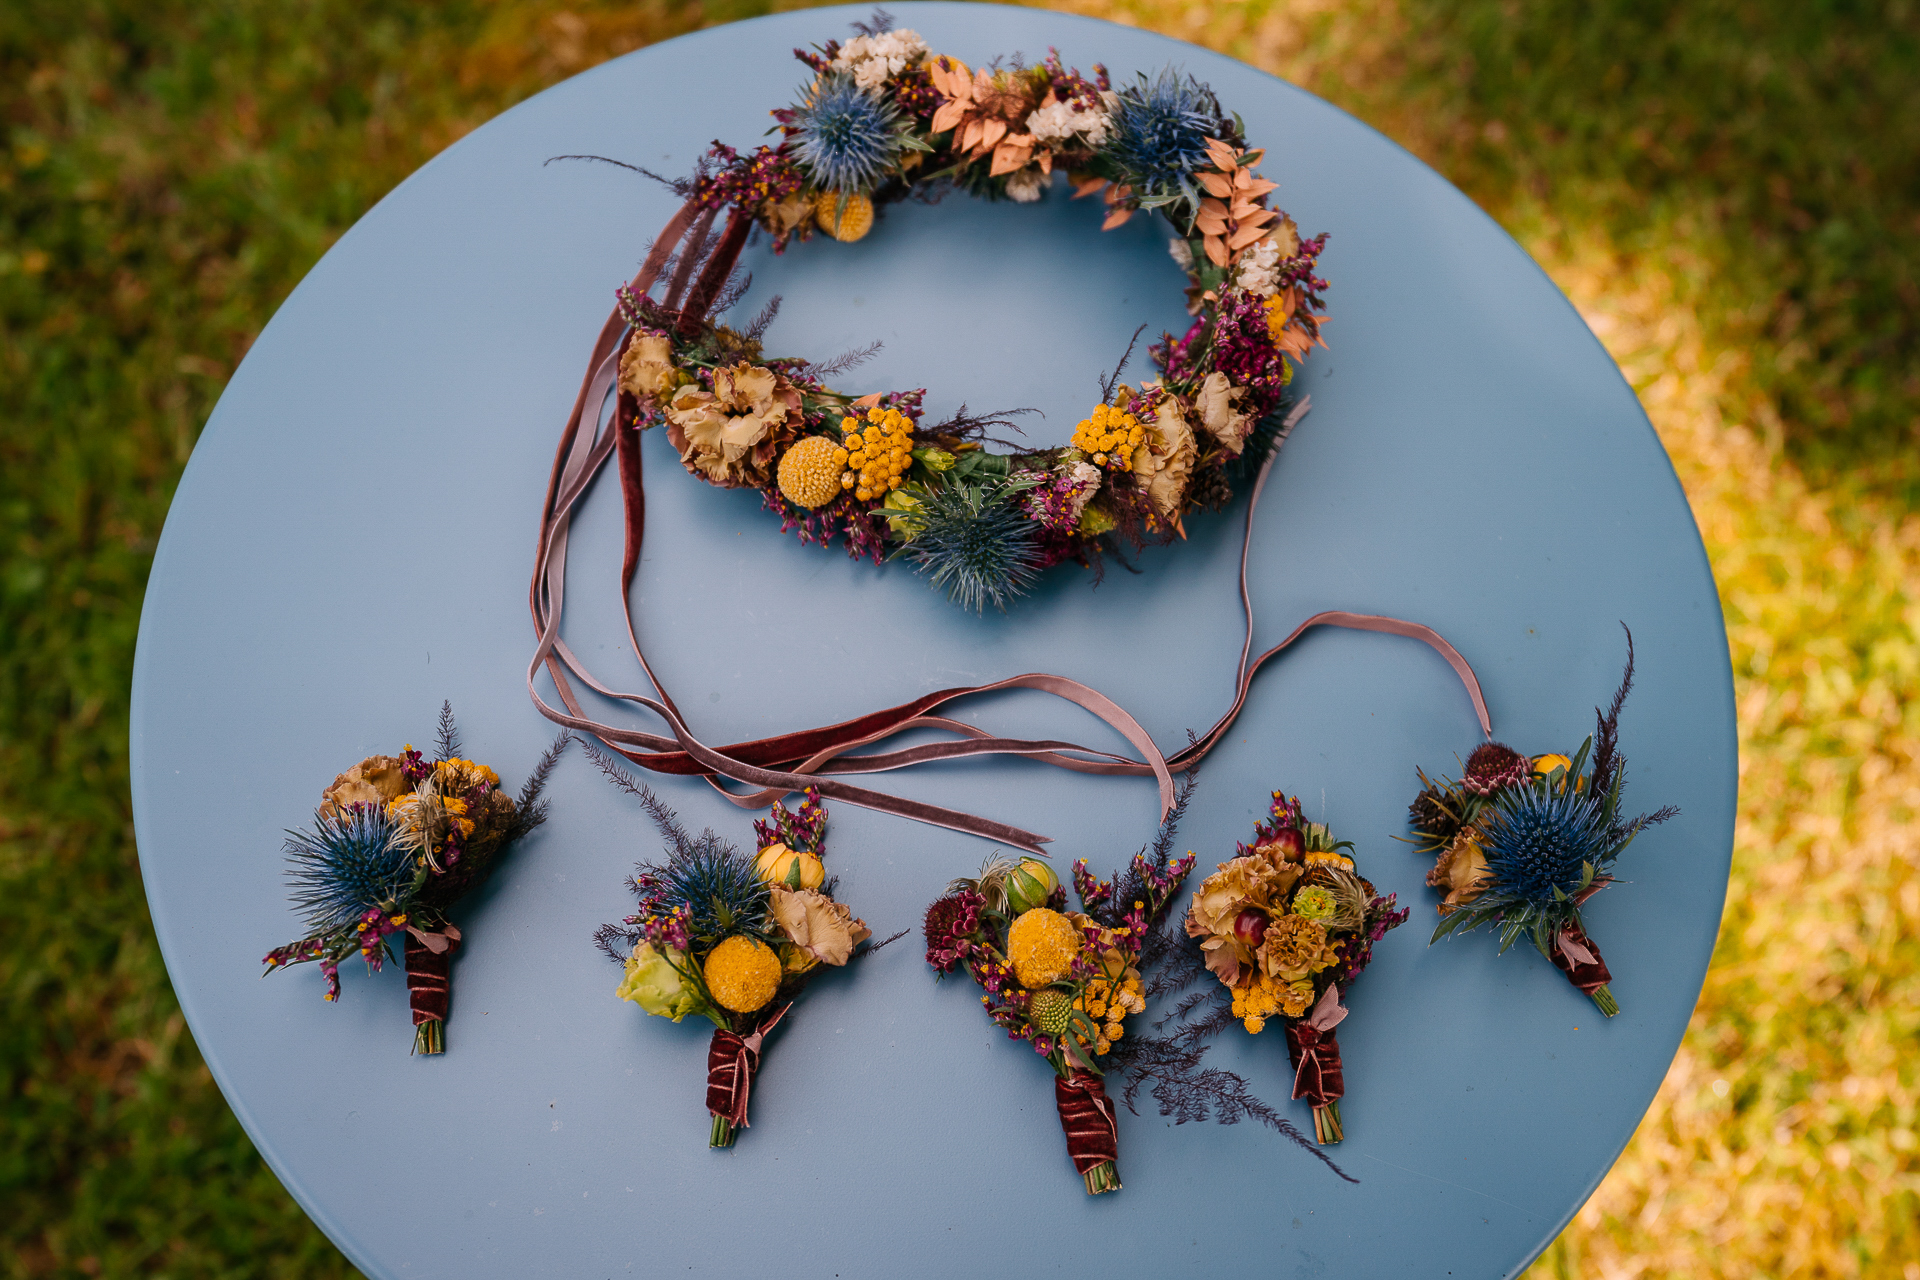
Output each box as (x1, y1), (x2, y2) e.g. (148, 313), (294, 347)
(591, 761), (892, 1148)
(1406, 627), (1679, 1015)
(260, 704), (567, 1054)
(1175, 791), (1408, 1143)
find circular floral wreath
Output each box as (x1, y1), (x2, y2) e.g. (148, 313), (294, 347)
(606, 14), (1329, 611)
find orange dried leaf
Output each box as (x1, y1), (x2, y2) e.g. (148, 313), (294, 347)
(1102, 206), (1133, 230)
(1072, 175), (1108, 199)
(1205, 235), (1231, 267)
(1198, 172), (1235, 198)
(1228, 223), (1269, 251)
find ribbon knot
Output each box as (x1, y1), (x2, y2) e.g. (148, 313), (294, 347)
(705, 1003), (791, 1128)
(1053, 1069), (1120, 1177)
(1286, 984), (1349, 1106)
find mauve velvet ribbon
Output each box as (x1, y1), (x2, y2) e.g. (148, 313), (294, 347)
(706, 1003), (790, 1128)
(1551, 919), (1612, 995)
(1286, 983), (1349, 1106)
(525, 197), (1495, 852)
(1054, 1068), (1120, 1178)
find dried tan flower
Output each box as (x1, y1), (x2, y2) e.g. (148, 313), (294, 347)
(665, 363), (801, 488)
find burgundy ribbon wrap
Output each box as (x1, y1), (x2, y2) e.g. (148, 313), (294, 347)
(1551, 920), (1612, 996)
(705, 1004), (791, 1128)
(527, 196), (1497, 853)
(1053, 1069), (1120, 1176)
(404, 925), (462, 1026)
(1285, 984), (1349, 1107)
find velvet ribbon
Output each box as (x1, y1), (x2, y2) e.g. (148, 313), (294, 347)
(1551, 919), (1613, 996)
(1053, 1068), (1120, 1177)
(706, 1003), (791, 1128)
(404, 926), (461, 1027)
(526, 196), (1496, 852)
(1285, 983), (1349, 1107)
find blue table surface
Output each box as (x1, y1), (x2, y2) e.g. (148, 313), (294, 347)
(131, 5), (1735, 1277)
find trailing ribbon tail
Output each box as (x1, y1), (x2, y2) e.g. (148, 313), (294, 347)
(525, 196), (1494, 850)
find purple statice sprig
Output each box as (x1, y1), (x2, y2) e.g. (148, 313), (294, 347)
(1335, 894), (1409, 987)
(1072, 859), (1114, 914)
(1041, 48), (1111, 110)
(690, 140), (805, 215)
(753, 785), (828, 854)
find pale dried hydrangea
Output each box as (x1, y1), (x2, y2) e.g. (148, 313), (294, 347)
(1025, 97), (1111, 147)
(1168, 238), (1194, 272)
(830, 28), (929, 94)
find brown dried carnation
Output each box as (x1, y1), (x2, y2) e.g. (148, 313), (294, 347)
(770, 886), (872, 968)
(1428, 826), (1492, 915)
(321, 755), (410, 815)
(1258, 912), (1340, 983)
(665, 363), (801, 488)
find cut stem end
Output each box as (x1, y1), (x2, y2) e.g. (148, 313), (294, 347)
(412, 1019), (445, 1056)
(1082, 1161), (1121, 1195)
(1313, 1101), (1344, 1145)
(710, 1115), (737, 1149)
(1590, 985), (1620, 1018)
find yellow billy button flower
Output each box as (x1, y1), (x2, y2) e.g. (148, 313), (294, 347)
(776, 436), (844, 509)
(1071, 401), (1146, 472)
(703, 936), (783, 1013)
(839, 406), (915, 503)
(1007, 907), (1082, 988)
(813, 190), (875, 242)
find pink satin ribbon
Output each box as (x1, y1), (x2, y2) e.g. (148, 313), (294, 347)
(525, 198), (1494, 852)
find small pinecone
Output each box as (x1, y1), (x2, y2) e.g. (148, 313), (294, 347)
(1408, 787), (1459, 839)
(1029, 989), (1074, 1036)
(1187, 464), (1234, 513)
(1463, 742), (1531, 796)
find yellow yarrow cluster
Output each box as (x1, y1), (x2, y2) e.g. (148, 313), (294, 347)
(839, 406), (914, 502)
(1074, 969), (1145, 1055)
(776, 436), (844, 509)
(1071, 402), (1145, 471)
(1007, 907), (1081, 988)
(1231, 972), (1316, 1034)
(702, 935), (782, 1013)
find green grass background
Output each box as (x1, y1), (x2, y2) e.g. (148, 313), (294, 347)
(2, 1), (1915, 1275)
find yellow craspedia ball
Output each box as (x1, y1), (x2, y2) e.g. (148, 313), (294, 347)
(1007, 907), (1082, 989)
(777, 437), (843, 509)
(703, 936), (782, 1013)
(813, 191), (874, 242)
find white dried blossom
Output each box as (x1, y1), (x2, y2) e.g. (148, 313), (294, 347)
(830, 29), (929, 94)
(1168, 238), (1194, 271)
(1005, 168), (1047, 203)
(1232, 237), (1284, 296)
(1025, 98), (1111, 147)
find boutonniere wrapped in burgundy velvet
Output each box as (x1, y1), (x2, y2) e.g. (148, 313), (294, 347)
(1174, 791), (1408, 1144)
(262, 704), (569, 1054)
(922, 773), (1350, 1193)
(1407, 629), (1678, 1016)
(589, 745), (898, 1148)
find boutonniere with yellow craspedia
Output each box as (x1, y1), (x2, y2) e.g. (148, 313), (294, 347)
(261, 704), (569, 1054)
(589, 749), (898, 1148)
(921, 774), (1350, 1192)
(1169, 791), (1407, 1144)
(1407, 627), (1678, 1017)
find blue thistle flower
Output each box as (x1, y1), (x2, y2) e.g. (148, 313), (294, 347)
(1478, 780), (1612, 907)
(900, 479), (1044, 613)
(645, 831), (770, 945)
(789, 73), (910, 193)
(1105, 68), (1223, 221)
(285, 805), (416, 933)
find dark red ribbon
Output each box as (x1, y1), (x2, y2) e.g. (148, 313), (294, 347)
(404, 927), (461, 1027)
(1550, 919), (1613, 996)
(526, 196), (1497, 853)
(1053, 1069), (1120, 1176)
(705, 1003), (791, 1128)
(1285, 983), (1348, 1106)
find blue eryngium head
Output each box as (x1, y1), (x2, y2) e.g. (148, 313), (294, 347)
(285, 804), (414, 932)
(1478, 781), (1611, 906)
(790, 73), (905, 193)
(648, 831), (770, 944)
(1106, 68), (1220, 206)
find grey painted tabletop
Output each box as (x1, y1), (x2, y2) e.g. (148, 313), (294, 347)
(131, 5), (1734, 1277)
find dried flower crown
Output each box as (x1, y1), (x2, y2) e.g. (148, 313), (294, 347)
(592, 14), (1329, 612)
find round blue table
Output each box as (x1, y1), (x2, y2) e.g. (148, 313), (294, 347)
(131, 6), (1735, 1276)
